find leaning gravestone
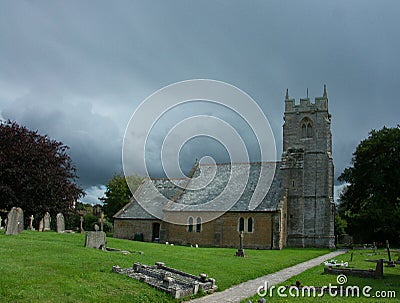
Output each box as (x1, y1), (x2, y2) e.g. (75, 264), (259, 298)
(5, 207), (24, 235)
(28, 215), (35, 230)
(43, 212), (51, 231)
(56, 213), (65, 233)
(85, 231), (106, 250)
(38, 219), (44, 232)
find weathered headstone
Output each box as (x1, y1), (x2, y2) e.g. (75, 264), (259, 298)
(80, 215), (84, 233)
(100, 212), (104, 232)
(28, 215), (35, 230)
(0, 216), (2, 229)
(94, 224), (99, 231)
(43, 212), (51, 231)
(386, 240), (395, 267)
(38, 219), (44, 232)
(85, 231), (106, 250)
(56, 213), (65, 233)
(5, 207), (24, 235)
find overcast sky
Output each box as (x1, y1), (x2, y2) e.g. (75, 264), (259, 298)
(1, 1), (399, 204)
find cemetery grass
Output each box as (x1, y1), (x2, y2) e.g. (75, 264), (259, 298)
(243, 249), (400, 302)
(0, 231), (330, 303)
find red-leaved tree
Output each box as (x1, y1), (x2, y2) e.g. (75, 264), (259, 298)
(0, 120), (85, 222)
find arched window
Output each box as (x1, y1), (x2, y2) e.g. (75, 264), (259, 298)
(239, 217), (245, 232)
(301, 124), (307, 138)
(248, 217), (253, 232)
(196, 217), (202, 233)
(188, 217), (193, 232)
(301, 119), (313, 138)
(307, 123), (313, 138)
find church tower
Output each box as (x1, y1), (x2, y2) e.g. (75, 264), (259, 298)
(281, 85), (335, 248)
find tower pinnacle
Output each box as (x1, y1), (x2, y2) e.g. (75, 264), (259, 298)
(323, 84), (327, 98)
(285, 88), (289, 100)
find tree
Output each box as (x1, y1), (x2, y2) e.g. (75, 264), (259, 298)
(0, 120), (85, 222)
(100, 174), (143, 221)
(338, 126), (400, 244)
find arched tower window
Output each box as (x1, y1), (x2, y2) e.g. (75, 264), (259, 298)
(196, 217), (202, 233)
(301, 118), (313, 138)
(307, 123), (313, 138)
(248, 217), (253, 232)
(239, 217), (245, 232)
(188, 217), (193, 232)
(301, 124), (307, 138)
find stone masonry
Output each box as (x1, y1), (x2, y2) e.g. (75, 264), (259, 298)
(282, 85), (335, 248)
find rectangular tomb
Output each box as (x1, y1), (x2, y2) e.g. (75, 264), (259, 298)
(112, 262), (217, 299)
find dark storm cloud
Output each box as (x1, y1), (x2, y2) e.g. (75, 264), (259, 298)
(1, 1), (399, 203)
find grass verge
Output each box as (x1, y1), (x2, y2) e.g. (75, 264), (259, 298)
(0, 231), (331, 302)
(243, 249), (400, 302)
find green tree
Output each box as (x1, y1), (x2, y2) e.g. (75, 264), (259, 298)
(0, 120), (85, 223)
(100, 174), (143, 221)
(338, 126), (400, 244)
(334, 214), (347, 238)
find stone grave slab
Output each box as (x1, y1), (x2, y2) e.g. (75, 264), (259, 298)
(112, 262), (217, 299)
(5, 207), (24, 235)
(43, 212), (51, 231)
(56, 213), (65, 233)
(85, 231), (106, 250)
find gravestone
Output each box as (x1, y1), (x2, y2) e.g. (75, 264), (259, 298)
(56, 213), (65, 233)
(235, 231), (247, 257)
(100, 212), (104, 232)
(43, 212), (51, 231)
(386, 240), (395, 267)
(85, 231), (106, 250)
(80, 215), (84, 233)
(5, 207), (24, 235)
(28, 215), (35, 230)
(0, 216), (2, 229)
(94, 224), (99, 231)
(38, 219), (44, 232)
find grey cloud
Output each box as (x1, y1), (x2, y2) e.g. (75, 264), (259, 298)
(1, 0), (400, 198)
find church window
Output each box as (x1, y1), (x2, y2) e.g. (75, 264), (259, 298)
(301, 119), (313, 138)
(248, 217), (253, 232)
(307, 123), (313, 138)
(196, 217), (202, 233)
(239, 217), (245, 232)
(301, 124), (307, 138)
(188, 217), (193, 232)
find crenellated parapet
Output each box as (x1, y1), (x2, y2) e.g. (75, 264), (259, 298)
(285, 85), (328, 113)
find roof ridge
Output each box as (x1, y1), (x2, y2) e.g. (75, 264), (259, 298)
(199, 161), (280, 166)
(151, 177), (189, 181)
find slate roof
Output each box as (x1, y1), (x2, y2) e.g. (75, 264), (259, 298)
(114, 162), (284, 219)
(167, 162), (283, 212)
(113, 178), (188, 219)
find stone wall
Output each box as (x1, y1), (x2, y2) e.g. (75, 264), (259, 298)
(113, 219), (161, 242)
(166, 212), (274, 249)
(114, 211), (280, 249)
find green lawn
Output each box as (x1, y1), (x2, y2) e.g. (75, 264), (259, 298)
(0, 231), (331, 302)
(243, 249), (400, 302)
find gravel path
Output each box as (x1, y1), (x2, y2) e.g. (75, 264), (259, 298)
(187, 250), (347, 303)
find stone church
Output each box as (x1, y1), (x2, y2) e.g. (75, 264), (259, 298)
(114, 86), (335, 249)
